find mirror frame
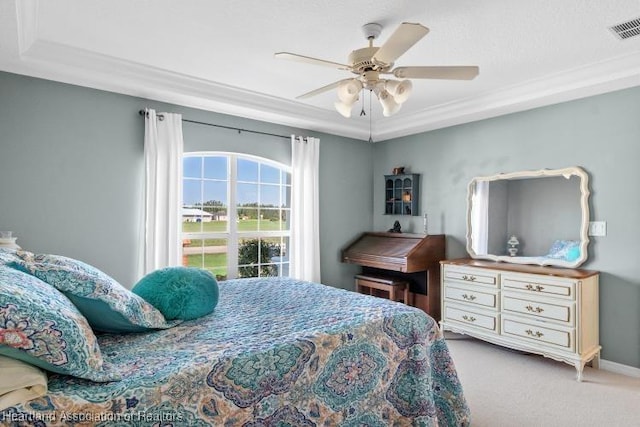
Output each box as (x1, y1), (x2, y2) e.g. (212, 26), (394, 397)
(465, 166), (590, 268)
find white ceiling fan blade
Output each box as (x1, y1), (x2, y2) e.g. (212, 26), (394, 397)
(296, 79), (355, 99)
(393, 66), (479, 80)
(275, 52), (350, 70)
(372, 23), (429, 66)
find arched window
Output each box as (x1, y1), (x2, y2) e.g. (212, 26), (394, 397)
(182, 153), (291, 280)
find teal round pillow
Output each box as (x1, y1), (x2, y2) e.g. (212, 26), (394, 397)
(132, 267), (219, 321)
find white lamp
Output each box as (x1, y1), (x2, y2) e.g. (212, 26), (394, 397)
(384, 79), (413, 104)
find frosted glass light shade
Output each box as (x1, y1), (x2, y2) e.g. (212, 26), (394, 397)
(337, 79), (363, 103)
(377, 89), (401, 117)
(385, 79), (413, 104)
(334, 100), (355, 118)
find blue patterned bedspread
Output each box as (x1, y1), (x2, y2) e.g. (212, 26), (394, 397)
(4, 277), (469, 426)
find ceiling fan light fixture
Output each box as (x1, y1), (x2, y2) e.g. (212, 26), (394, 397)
(337, 79), (363, 103)
(277, 21), (479, 121)
(385, 79), (413, 104)
(334, 100), (355, 118)
(377, 89), (401, 117)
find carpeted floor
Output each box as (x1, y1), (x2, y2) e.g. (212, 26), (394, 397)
(445, 333), (640, 427)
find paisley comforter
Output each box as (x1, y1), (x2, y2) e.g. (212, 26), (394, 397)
(3, 277), (469, 426)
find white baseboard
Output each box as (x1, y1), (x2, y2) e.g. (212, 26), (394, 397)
(599, 359), (640, 378)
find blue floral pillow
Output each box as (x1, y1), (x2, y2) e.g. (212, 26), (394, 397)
(546, 240), (581, 262)
(11, 252), (179, 333)
(0, 266), (120, 382)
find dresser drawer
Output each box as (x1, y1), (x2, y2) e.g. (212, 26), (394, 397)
(444, 303), (498, 333)
(502, 274), (576, 300)
(502, 316), (574, 351)
(502, 294), (574, 325)
(444, 266), (498, 288)
(444, 285), (498, 310)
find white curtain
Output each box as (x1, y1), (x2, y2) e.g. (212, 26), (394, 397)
(140, 108), (184, 276)
(289, 135), (321, 282)
(471, 180), (489, 255)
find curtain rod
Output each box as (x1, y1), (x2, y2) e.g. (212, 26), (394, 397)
(138, 110), (292, 140)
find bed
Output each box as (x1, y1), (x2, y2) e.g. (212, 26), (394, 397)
(1, 270), (469, 426)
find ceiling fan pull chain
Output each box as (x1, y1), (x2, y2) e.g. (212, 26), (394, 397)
(368, 90), (373, 143)
(360, 90), (366, 116)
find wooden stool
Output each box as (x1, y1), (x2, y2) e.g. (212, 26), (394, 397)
(354, 274), (413, 305)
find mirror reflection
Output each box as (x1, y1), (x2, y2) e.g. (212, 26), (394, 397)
(466, 167), (590, 268)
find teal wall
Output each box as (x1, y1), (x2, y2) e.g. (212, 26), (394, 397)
(1, 68), (638, 369)
(0, 71), (372, 290)
(372, 87), (640, 368)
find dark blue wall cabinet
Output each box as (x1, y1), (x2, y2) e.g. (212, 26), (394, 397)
(384, 174), (419, 216)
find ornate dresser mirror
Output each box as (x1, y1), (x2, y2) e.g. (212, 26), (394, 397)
(466, 166), (590, 268)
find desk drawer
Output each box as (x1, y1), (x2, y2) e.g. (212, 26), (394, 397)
(444, 304), (498, 333)
(502, 316), (574, 351)
(445, 285), (498, 310)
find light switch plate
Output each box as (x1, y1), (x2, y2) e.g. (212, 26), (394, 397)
(588, 221), (607, 237)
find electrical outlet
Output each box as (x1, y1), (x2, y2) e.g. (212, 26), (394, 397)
(588, 221), (607, 237)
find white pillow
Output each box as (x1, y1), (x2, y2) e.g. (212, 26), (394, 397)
(0, 355), (48, 411)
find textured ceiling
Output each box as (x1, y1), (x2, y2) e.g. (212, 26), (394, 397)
(1, 0), (640, 141)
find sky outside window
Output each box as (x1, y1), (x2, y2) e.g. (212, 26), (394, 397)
(184, 156), (287, 206)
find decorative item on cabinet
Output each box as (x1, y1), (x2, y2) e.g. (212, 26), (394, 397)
(384, 173), (419, 216)
(388, 221), (402, 233)
(507, 235), (519, 256)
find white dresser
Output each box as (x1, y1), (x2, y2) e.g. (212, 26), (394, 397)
(440, 259), (600, 381)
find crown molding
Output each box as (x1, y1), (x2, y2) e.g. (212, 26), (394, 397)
(8, 2), (640, 143)
(10, 0), (371, 139)
(14, 39), (640, 144)
(377, 51), (640, 141)
(14, 39), (371, 141)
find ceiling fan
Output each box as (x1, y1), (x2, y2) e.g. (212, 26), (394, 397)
(275, 22), (479, 118)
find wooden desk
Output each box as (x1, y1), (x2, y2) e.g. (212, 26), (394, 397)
(342, 232), (445, 321)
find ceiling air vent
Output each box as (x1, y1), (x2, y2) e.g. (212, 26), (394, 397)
(609, 17), (640, 40)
